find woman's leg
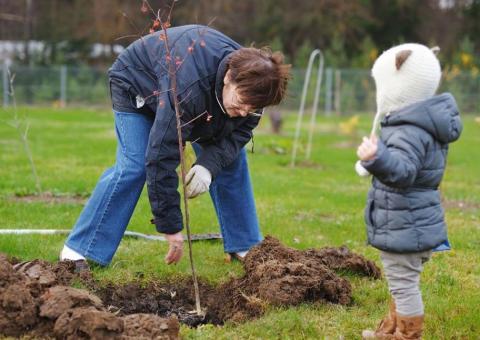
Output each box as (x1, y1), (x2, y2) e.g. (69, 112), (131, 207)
(192, 145), (262, 253)
(64, 112), (153, 265)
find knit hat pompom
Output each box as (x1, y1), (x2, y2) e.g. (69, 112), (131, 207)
(372, 43), (441, 115)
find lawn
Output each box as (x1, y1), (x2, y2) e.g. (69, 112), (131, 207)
(0, 106), (479, 339)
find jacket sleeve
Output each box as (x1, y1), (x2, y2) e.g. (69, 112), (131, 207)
(195, 115), (260, 177)
(145, 102), (193, 234)
(361, 128), (427, 188)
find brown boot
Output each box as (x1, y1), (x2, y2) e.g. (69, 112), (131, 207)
(362, 301), (397, 339)
(393, 314), (424, 340)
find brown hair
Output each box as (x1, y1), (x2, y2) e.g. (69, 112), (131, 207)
(227, 47), (291, 109)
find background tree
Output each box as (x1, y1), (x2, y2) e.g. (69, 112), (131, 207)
(1, 0), (479, 67)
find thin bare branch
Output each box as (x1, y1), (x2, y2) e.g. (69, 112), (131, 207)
(142, 0), (158, 18)
(167, 0), (176, 24)
(6, 69), (41, 193)
(206, 16), (217, 27)
(158, 59), (172, 75)
(190, 136), (202, 144)
(177, 89), (193, 105)
(121, 11), (142, 34)
(179, 110), (208, 128)
(24, 122), (30, 139)
(115, 34), (142, 41)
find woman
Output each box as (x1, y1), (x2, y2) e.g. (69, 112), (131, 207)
(60, 25), (291, 268)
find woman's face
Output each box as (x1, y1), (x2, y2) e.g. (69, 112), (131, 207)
(222, 70), (255, 118)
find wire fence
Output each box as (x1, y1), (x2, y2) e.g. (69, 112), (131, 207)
(2, 63), (480, 113)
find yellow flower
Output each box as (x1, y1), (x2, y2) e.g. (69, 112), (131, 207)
(471, 66), (479, 77)
(339, 115), (359, 135)
(444, 66), (460, 81)
(460, 52), (472, 67)
(369, 49), (378, 62)
(452, 65), (460, 75)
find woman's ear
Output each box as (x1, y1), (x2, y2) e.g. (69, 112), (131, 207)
(224, 69), (232, 84)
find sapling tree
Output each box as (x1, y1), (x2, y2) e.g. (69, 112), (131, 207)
(4, 69), (42, 194)
(132, 0), (213, 315)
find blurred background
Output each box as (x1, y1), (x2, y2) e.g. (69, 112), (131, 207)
(1, 0), (479, 114)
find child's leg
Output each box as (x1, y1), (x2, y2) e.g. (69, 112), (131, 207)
(380, 250), (431, 339)
(363, 250), (431, 339)
(380, 250), (431, 316)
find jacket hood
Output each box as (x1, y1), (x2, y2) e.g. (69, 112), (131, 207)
(382, 92), (462, 144)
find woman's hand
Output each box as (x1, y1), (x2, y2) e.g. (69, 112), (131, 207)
(185, 165), (212, 198)
(164, 232), (184, 265)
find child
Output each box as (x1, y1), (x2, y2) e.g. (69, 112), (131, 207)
(356, 43), (462, 339)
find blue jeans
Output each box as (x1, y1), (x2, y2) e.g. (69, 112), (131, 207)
(65, 111), (262, 265)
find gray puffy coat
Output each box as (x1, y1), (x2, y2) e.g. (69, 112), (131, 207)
(362, 93), (462, 253)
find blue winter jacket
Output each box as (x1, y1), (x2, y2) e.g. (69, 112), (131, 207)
(361, 93), (462, 253)
(108, 25), (261, 234)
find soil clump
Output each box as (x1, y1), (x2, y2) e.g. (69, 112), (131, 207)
(0, 254), (179, 339)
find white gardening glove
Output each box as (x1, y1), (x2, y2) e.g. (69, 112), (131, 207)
(185, 165), (212, 198)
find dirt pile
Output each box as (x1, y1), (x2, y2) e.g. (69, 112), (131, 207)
(0, 255), (179, 339)
(207, 236), (381, 322)
(97, 237), (381, 325)
(0, 254), (38, 337)
(0, 236), (381, 337)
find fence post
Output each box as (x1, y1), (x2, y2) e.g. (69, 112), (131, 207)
(60, 65), (67, 107)
(2, 61), (9, 108)
(324, 67), (333, 116)
(334, 69), (341, 115)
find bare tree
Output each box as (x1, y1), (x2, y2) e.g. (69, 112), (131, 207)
(4, 69), (42, 193)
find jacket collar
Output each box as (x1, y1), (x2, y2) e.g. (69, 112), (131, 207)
(214, 54), (231, 115)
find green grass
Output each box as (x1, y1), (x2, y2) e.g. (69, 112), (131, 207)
(1, 107), (479, 339)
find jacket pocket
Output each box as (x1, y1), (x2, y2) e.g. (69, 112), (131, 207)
(110, 80), (136, 110)
(364, 198), (375, 227)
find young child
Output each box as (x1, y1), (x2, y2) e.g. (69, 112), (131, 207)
(356, 43), (462, 339)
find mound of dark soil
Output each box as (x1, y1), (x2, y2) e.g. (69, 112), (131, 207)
(0, 236), (380, 338)
(0, 254), (179, 339)
(207, 236), (381, 322)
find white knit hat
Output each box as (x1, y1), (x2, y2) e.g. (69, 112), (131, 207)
(355, 43), (441, 177)
(373, 43), (441, 116)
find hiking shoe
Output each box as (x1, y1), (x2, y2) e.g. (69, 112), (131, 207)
(59, 245), (89, 273)
(224, 250), (248, 263)
(71, 259), (90, 273)
(60, 245), (86, 261)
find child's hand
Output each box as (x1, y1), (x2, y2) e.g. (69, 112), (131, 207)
(357, 135), (378, 161)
